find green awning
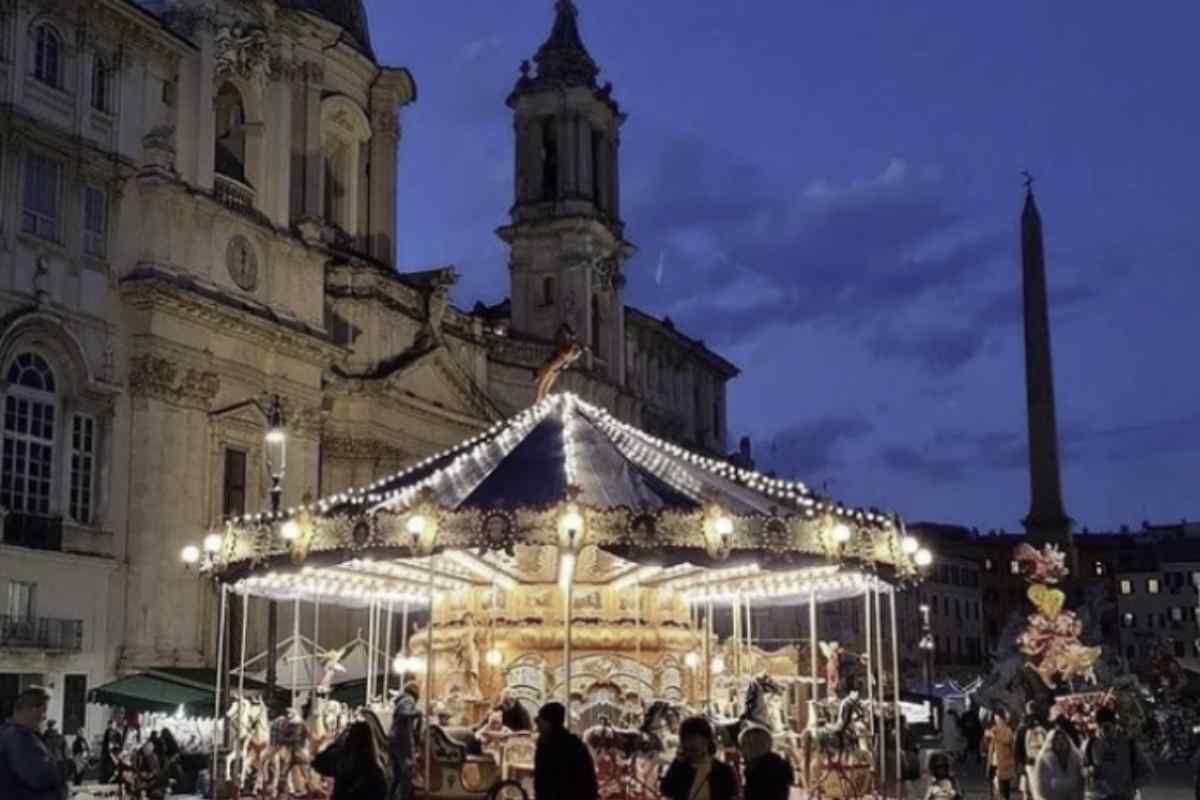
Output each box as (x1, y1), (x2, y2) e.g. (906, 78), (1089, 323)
(89, 674), (215, 716)
(88, 669), (270, 716)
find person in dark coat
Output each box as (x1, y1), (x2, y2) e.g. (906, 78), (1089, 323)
(660, 716), (739, 800)
(494, 691), (532, 732)
(313, 715), (393, 800)
(71, 729), (91, 786)
(739, 724), (792, 800)
(389, 682), (423, 800)
(100, 719), (122, 783)
(533, 702), (598, 800)
(0, 686), (66, 800)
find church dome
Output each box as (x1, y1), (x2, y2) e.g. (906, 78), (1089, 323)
(278, 0), (375, 60)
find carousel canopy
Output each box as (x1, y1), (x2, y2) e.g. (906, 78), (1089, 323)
(204, 393), (926, 606)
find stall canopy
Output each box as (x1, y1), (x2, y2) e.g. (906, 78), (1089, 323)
(89, 669), (267, 716)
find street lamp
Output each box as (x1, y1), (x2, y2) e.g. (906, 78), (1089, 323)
(918, 602), (935, 727)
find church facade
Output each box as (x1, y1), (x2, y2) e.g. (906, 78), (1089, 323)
(0, 0), (736, 727)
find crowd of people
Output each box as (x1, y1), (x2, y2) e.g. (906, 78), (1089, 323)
(927, 699), (1157, 800)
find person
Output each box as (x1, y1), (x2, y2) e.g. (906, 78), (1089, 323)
(533, 702), (598, 800)
(659, 716), (738, 800)
(923, 752), (963, 800)
(389, 682), (422, 800)
(149, 730), (163, 760)
(984, 708), (1016, 800)
(0, 686), (66, 800)
(1032, 727), (1084, 800)
(1015, 701), (1051, 800)
(100, 719), (122, 784)
(312, 713), (393, 800)
(1082, 708), (1150, 800)
(492, 690), (532, 732)
(43, 720), (68, 783)
(961, 710), (983, 766)
(129, 739), (166, 800)
(71, 728), (91, 786)
(739, 724), (792, 800)
(942, 710), (966, 763)
(159, 728), (182, 793)
(476, 712), (512, 756)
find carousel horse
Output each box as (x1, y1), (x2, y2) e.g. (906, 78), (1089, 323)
(224, 695), (271, 791)
(534, 323), (588, 401)
(302, 695), (348, 797)
(585, 701), (683, 798)
(798, 691), (875, 798)
(265, 708), (317, 798)
(709, 673), (787, 748)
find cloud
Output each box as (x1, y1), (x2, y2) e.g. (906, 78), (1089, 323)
(881, 445), (968, 482)
(754, 416), (874, 478)
(866, 324), (989, 374)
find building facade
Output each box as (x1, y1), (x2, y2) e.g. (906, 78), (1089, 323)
(0, 0), (736, 729)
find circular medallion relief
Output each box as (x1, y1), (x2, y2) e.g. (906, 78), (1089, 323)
(226, 235), (259, 291)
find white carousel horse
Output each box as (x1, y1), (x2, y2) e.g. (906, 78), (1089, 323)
(224, 696), (270, 790)
(265, 709), (317, 799)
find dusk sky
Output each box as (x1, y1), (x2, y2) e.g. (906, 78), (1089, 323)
(366, 0), (1199, 533)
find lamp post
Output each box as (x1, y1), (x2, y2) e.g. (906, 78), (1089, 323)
(263, 395), (286, 710)
(918, 603), (935, 728)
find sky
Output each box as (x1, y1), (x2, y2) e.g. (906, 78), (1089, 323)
(365, 0), (1200, 534)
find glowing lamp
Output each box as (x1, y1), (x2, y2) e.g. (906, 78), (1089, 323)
(181, 545), (200, 565)
(831, 523), (852, 544)
(562, 511), (584, 536)
(392, 654), (408, 675)
(714, 516), (734, 538)
(915, 548), (933, 568)
(280, 520), (301, 541)
(406, 515), (428, 537)
(901, 536), (920, 555)
(684, 652), (701, 669)
(485, 648), (503, 667)
(203, 533), (223, 554)
(711, 656), (726, 675)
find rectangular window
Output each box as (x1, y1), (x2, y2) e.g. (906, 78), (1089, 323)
(1010, 560), (1020, 575)
(0, 673), (45, 722)
(2, 394), (56, 515)
(91, 57), (110, 112)
(984, 558), (993, 572)
(63, 674), (87, 735)
(1171, 607), (1185, 622)
(21, 153), (60, 241)
(69, 414), (96, 524)
(5, 581), (35, 619)
(1147, 577), (1161, 595)
(1175, 640), (1187, 658)
(82, 185), (107, 257)
(1119, 579), (1133, 595)
(1121, 612), (1134, 628)
(1094, 561), (1105, 576)
(222, 448), (247, 519)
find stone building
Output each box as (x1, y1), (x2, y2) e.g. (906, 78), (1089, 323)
(0, 0), (736, 728)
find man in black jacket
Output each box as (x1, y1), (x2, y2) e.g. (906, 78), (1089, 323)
(660, 717), (739, 800)
(739, 724), (793, 800)
(533, 702), (597, 800)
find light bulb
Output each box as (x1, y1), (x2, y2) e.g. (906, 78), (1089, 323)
(203, 533), (223, 553)
(406, 515), (427, 536)
(181, 545), (200, 564)
(684, 652), (701, 669)
(901, 536), (920, 555)
(714, 516), (733, 537)
(831, 523), (852, 544)
(485, 648), (503, 667)
(562, 511), (584, 534)
(711, 657), (726, 675)
(915, 549), (933, 568)
(280, 520), (301, 541)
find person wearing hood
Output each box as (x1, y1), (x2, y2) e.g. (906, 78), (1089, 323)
(1032, 727), (1085, 800)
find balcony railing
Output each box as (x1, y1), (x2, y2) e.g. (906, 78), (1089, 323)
(2, 511), (63, 551)
(213, 174), (270, 226)
(0, 615), (83, 651)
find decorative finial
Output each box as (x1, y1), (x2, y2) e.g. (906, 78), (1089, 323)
(1022, 171), (1034, 192)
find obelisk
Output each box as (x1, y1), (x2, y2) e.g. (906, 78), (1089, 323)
(1019, 176), (1073, 553)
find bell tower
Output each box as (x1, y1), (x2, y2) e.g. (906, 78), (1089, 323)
(498, 0), (635, 384)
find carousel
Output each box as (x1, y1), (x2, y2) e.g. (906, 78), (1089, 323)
(186, 392), (932, 800)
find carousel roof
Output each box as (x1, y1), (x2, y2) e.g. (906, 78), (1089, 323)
(206, 393), (926, 603)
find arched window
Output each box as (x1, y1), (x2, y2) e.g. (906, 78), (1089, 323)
(2, 353), (57, 515)
(91, 55), (110, 112)
(214, 83), (248, 184)
(320, 96), (372, 237)
(33, 24), (61, 88)
(541, 276), (554, 307)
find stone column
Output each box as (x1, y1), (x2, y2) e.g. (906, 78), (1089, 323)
(302, 62), (325, 220)
(368, 108), (399, 265)
(610, 134), (621, 222)
(594, 134), (610, 214)
(267, 75), (294, 227)
(577, 117), (594, 202)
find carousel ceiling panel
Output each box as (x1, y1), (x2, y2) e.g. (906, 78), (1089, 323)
(458, 415), (568, 510)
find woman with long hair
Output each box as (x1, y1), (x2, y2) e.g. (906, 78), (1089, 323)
(312, 710), (393, 800)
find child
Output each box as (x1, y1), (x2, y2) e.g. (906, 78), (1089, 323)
(924, 752), (963, 800)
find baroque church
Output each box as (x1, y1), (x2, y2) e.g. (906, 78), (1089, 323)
(0, 0), (737, 727)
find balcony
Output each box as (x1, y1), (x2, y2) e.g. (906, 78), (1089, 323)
(2, 511), (63, 551)
(0, 615), (83, 652)
(213, 174), (269, 226)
